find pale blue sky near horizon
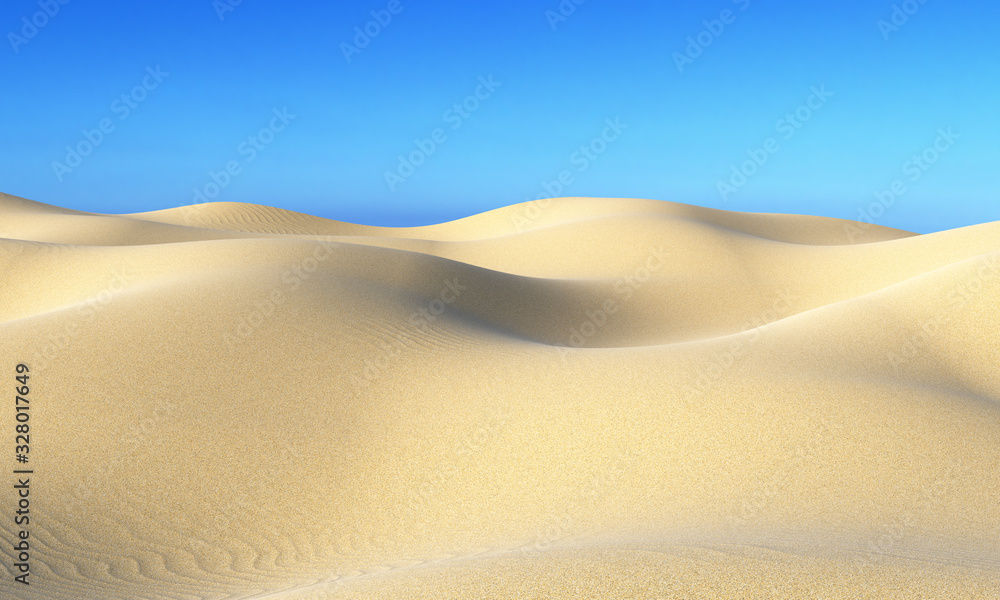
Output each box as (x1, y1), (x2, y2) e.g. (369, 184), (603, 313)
(1, 0), (997, 232)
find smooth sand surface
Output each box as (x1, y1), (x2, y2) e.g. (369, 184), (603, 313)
(1, 192), (998, 599)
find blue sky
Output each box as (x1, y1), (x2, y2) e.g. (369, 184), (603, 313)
(1, 0), (997, 231)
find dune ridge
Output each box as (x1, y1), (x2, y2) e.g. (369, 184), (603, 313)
(1, 192), (998, 599)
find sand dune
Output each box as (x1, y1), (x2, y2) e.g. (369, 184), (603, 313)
(1, 191), (998, 599)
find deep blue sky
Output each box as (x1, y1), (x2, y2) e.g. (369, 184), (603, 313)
(2, 0), (997, 230)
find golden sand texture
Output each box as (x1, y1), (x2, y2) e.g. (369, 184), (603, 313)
(1, 192), (998, 599)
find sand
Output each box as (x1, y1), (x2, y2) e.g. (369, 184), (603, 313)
(1, 191), (998, 599)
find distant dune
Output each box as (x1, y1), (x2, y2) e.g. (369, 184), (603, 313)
(1, 192), (998, 599)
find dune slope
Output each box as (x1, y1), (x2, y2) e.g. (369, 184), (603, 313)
(1, 192), (998, 599)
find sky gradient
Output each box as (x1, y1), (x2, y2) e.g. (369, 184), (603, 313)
(2, 0), (998, 231)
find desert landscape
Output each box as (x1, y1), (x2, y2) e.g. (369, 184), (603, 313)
(1, 191), (998, 599)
